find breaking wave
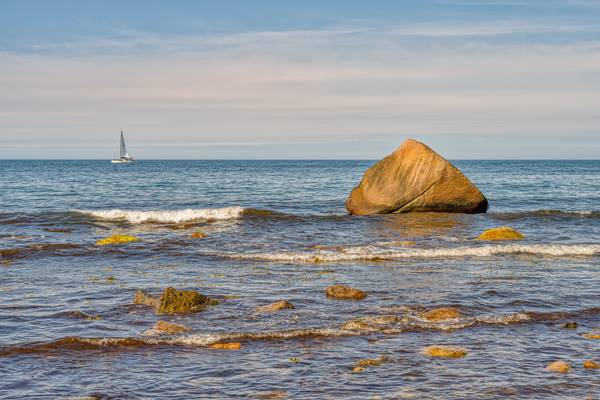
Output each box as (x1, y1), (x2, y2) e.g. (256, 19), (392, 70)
(76, 207), (246, 224)
(214, 243), (600, 263)
(5, 308), (587, 357)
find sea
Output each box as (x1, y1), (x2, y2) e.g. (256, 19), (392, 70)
(0, 160), (599, 399)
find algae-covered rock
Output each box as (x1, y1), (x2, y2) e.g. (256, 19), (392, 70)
(422, 345), (468, 358)
(477, 227), (524, 241)
(346, 139), (488, 215)
(353, 354), (390, 370)
(583, 360), (599, 369)
(421, 307), (461, 322)
(546, 360), (571, 373)
(134, 287), (217, 314)
(95, 235), (139, 246)
(157, 287), (213, 314)
(210, 342), (241, 350)
(562, 321), (578, 329)
(325, 285), (366, 300)
(256, 300), (295, 313)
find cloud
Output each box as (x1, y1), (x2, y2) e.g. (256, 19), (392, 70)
(1, 17), (599, 158)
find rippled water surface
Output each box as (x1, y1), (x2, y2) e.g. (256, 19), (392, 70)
(1, 160), (599, 399)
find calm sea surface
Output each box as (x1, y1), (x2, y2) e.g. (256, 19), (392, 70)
(0, 160), (599, 399)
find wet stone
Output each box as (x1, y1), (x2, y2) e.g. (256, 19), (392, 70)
(325, 285), (366, 300)
(546, 360), (571, 373)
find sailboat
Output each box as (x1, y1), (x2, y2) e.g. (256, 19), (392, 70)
(111, 131), (135, 164)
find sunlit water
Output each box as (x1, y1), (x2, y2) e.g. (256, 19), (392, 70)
(0, 160), (599, 399)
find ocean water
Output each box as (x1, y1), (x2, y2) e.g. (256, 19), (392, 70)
(0, 160), (599, 399)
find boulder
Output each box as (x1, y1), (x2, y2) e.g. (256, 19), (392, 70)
(477, 227), (524, 241)
(422, 345), (468, 358)
(325, 285), (366, 300)
(421, 307), (461, 322)
(134, 287), (217, 314)
(256, 300), (295, 313)
(546, 360), (570, 373)
(583, 360), (599, 369)
(346, 139), (487, 215)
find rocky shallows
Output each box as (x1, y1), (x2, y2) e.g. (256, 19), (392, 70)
(134, 287), (218, 314)
(346, 139), (488, 215)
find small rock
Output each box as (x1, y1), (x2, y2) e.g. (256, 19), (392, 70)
(288, 357), (300, 363)
(562, 321), (578, 329)
(583, 360), (599, 369)
(150, 320), (190, 335)
(133, 289), (160, 309)
(106, 276), (116, 284)
(583, 331), (600, 339)
(325, 285), (366, 300)
(352, 366), (365, 373)
(95, 235), (139, 246)
(44, 227), (72, 233)
(546, 360), (571, 373)
(133, 287), (217, 314)
(256, 300), (295, 313)
(422, 345), (468, 358)
(190, 231), (206, 239)
(421, 307), (461, 322)
(353, 354), (390, 370)
(477, 227), (524, 241)
(210, 342), (241, 350)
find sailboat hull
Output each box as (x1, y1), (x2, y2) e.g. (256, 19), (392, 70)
(111, 159), (134, 164)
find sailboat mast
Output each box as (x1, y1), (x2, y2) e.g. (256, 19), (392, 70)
(120, 131), (127, 158)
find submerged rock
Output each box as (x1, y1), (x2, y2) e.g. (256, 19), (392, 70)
(346, 139), (488, 215)
(352, 354), (390, 372)
(95, 235), (139, 246)
(256, 300), (295, 313)
(546, 360), (571, 373)
(422, 345), (468, 358)
(210, 342), (242, 350)
(477, 227), (524, 241)
(134, 287), (217, 314)
(562, 321), (578, 329)
(341, 315), (398, 331)
(325, 285), (366, 300)
(151, 320), (190, 335)
(583, 360), (599, 369)
(421, 307), (461, 322)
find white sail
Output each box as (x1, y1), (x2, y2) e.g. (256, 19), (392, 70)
(111, 131), (134, 163)
(120, 131), (128, 158)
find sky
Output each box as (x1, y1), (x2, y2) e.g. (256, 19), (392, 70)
(1, 0), (600, 159)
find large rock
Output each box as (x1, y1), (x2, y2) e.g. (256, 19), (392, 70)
(346, 139), (488, 215)
(133, 287), (217, 314)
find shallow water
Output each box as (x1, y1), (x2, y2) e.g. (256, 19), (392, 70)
(0, 160), (599, 399)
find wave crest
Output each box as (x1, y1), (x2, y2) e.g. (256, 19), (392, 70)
(76, 207), (245, 224)
(214, 243), (600, 263)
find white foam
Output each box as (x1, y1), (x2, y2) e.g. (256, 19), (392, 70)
(77, 207), (245, 224)
(216, 243), (600, 262)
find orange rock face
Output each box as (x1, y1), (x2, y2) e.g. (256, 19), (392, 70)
(346, 139), (488, 215)
(325, 285), (367, 300)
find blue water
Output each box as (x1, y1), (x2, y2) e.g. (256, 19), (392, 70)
(1, 160), (599, 399)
